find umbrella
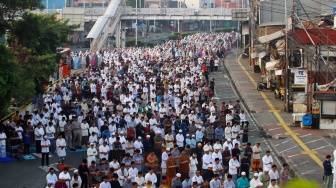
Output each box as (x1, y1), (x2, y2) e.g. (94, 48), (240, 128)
(138, 23), (146, 27)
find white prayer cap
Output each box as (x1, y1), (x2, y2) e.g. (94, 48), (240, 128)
(74, 169), (78, 173)
(208, 164), (213, 168)
(146, 135), (150, 138)
(214, 146), (220, 150)
(138, 136), (142, 139)
(166, 148), (170, 151)
(90, 143), (94, 145)
(193, 153), (197, 157)
(112, 132), (116, 135)
(44, 135), (48, 139)
(156, 131), (161, 134)
(192, 135), (195, 137)
(186, 134), (190, 136)
(264, 168), (270, 172)
(178, 129), (182, 132)
(176, 173), (181, 177)
(241, 172), (246, 175)
(204, 148), (209, 152)
(258, 182), (263, 186)
(198, 126), (202, 129)
(120, 131), (124, 134)
(254, 173), (259, 177)
(227, 138), (231, 141)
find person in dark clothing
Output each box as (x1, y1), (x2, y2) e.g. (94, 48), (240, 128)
(78, 159), (90, 188)
(194, 143), (203, 171)
(240, 154), (251, 180)
(231, 143), (241, 162)
(135, 123), (143, 139)
(110, 173), (122, 188)
(202, 165), (215, 181)
(112, 137), (122, 161)
(244, 143), (253, 161)
(143, 135), (152, 155)
(323, 154), (333, 188)
(222, 147), (231, 171)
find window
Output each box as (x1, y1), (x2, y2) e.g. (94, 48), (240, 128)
(321, 101), (336, 119)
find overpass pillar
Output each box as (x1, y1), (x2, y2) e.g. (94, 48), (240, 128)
(115, 21), (121, 48)
(121, 20), (126, 48)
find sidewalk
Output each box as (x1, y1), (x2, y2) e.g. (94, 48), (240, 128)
(222, 48), (336, 183)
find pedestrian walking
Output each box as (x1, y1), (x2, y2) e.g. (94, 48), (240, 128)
(324, 155), (333, 188)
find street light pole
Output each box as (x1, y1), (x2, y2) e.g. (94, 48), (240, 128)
(136, 0), (138, 46)
(210, 0), (212, 32)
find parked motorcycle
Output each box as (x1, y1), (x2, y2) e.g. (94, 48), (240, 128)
(242, 48), (249, 59)
(257, 80), (276, 91)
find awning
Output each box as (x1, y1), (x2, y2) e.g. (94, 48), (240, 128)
(258, 30), (285, 43)
(265, 60), (280, 70)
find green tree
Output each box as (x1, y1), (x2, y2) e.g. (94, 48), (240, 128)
(0, 0), (44, 35)
(0, 44), (19, 118)
(7, 12), (79, 105)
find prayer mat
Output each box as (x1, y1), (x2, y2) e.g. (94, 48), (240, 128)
(23, 154), (36, 160)
(0, 157), (13, 163)
(67, 148), (86, 153)
(51, 163), (76, 171)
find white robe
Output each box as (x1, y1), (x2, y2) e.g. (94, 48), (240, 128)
(87, 147), (98, 164)
(56, 138), (66, 157)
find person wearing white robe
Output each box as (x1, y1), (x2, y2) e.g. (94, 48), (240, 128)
(135, 173), (146, 188)
(262, 151), (274, 171)
(56, 134), (66, 163)
(128, 163), (139, 181)
(250, 173), (261, 188)
(87, 143), (98, 164)
(224, 124), (232, 139)
(145, 169), (157, 188)
(59, 168), (71, 188)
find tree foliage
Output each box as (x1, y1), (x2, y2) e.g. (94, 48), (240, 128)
(0, 44), (19, 118)
(5, 12), (79, 106)
(0, 0), (44, 35)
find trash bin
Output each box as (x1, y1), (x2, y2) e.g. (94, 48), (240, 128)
(311, 114), (320, 129)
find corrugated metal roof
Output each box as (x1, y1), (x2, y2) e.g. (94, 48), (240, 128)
(258, 30), (285, 43)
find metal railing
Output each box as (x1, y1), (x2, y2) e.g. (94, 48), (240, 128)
(120, 7), (234, 16)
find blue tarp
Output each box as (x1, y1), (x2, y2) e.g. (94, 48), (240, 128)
(302, 114), (312, 126)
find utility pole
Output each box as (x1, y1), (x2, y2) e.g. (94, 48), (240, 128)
(249, 0), (259, 70)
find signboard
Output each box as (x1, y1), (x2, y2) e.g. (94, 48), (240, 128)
(294, 69), (307, 85)
(232, 9), (248, 21)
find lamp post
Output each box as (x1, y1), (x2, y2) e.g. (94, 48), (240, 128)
(136, 0), (138, 46)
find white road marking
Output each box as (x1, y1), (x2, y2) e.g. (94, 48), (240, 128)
(304, 138), (323, 144)
(300, 134), (311, 138)
(279, 145), (299, 153)
(312, 145), (332, 151)
(302, 169), (316, 175)
(288, 153), (301, 158)
(268, 127), (283, 131)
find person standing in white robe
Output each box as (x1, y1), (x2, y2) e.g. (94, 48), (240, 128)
(56, 133), (67, 164)
(87, 143), (98, 164)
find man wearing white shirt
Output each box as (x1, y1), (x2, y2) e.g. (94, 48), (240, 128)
(202, 149), (212, 171)
(191, 171), (204, 186)
(59, 167), (71, 188)
(211, 147), (222, 164)
(229, 155), (240, 188)
(117, 163), (129, 185)
(232, 136), (241, 148)
(189, 153), (198, 179)
(224, 123), (232, 140)
(262, 151), (273, 171)
(222, 139), (233, 151)
(269, 165), (280, 184)
(128, 162), (139, 181)
(134, 136), (144, 154)
(87, 143), (98, 164)
(41, 136), (51, 167)
(135, 171), (146, 188)
(46, 167), (58, 188)
(145, 168), (157, 188)
(250, 173), (261, 188)
(99, 141), (110, 160)
(176, 130), (184, 150)
(99, 176), (111, 188)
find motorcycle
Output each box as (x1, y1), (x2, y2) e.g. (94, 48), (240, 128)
(257, 79), (276, 91)
(241, 48), (249, 59)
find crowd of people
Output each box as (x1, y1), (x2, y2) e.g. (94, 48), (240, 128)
(0, 32), (291, 188)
